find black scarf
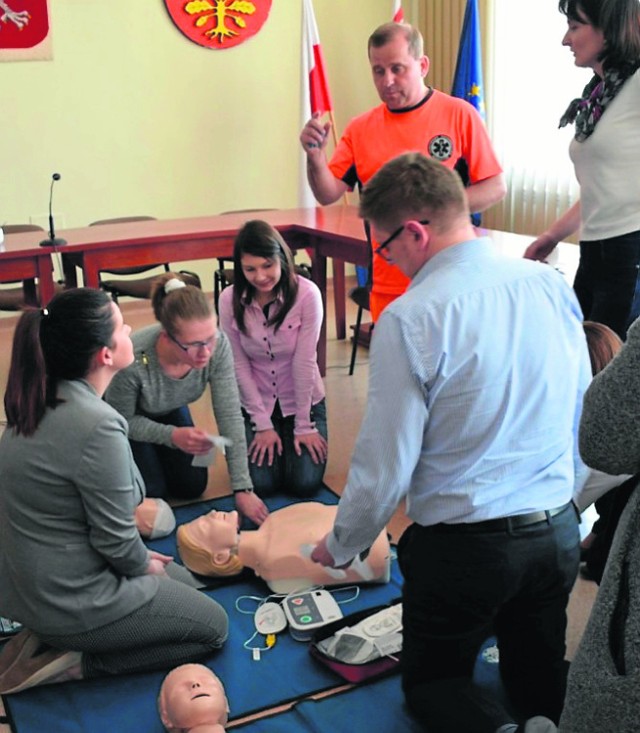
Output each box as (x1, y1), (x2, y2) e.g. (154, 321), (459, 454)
(559, 62), (639, 141)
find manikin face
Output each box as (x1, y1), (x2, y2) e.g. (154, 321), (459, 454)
(369, 32), (429, 110)
(240, 254), (282, 300)
(191, 510), (239, 564)
(159, 664), (228, 731)
(562, 8), (605, 74)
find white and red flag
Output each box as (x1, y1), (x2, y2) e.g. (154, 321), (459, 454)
(392, 0), (404, 23)
(302, 0), (333, 116)
(299, 0), (334, 206)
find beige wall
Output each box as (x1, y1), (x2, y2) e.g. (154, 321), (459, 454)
(0, 1), (438, 287)
(0, 1), (421, 229)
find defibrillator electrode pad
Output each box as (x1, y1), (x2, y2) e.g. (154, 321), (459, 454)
(315, 603), (402, 664)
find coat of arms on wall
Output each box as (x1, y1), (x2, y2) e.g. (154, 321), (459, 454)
(0, 0), (52, 61)
(164, 0), (272, 50)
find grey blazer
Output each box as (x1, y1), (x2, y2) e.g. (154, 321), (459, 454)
(0, 379), (158, 636)
(560, 318), (640, 732)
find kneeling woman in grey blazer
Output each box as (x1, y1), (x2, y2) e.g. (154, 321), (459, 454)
(0, 288), (228, 695)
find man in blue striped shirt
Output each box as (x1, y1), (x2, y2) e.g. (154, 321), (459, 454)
(312, 153), (591, 733)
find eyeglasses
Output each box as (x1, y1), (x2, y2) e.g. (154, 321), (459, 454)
(374, 220), (430, 260)
(167, 330), (219, 356)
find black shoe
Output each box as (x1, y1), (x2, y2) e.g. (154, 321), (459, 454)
(579, 564), (596, 582)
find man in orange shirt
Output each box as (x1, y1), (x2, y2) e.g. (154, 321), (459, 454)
(300, 21), (506, 320)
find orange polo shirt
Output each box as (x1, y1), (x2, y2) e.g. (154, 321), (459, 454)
(329, 89), (503, 316)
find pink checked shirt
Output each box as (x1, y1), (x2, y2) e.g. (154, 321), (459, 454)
(218, 276), (325, 435)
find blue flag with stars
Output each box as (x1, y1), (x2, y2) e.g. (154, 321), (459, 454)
(451, 0), (485, 120)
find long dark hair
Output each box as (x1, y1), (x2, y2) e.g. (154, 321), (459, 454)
(4, 288), (114, 436)
(231, 220), (299, 335)
(559, 0), (640, 69)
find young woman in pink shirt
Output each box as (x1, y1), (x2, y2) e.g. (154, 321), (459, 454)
(218, 220), (328, 500)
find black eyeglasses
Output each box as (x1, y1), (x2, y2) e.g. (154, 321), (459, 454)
(374, 220), (430, 260)
(167, 331), (218, 356)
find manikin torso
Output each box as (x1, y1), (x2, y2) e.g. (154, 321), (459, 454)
(179, 502), (391, 594)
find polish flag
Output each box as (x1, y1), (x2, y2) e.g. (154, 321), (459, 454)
(302, 0), (333, 115)
(299, 0), (333, 206)
(392, 0), (404, 23)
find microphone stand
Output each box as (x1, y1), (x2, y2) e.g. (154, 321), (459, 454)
(40, 174), (67, 248)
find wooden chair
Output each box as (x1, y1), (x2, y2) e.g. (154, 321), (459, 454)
(348, 224), (374, 376)
(0, 224), (48, 311)
(348, 265), (372, 375)
(89, 216), (171, 303)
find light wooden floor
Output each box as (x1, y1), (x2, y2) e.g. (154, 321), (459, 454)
(0, 280), (597, 729)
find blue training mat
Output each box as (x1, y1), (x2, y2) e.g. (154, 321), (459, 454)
(232, 675), (424, 733)
(2, 488), (405, 733)
(231, 638), (504, 732)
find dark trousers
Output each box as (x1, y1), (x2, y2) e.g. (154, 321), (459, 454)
(130, 406), (207, 501)
(243, 399), (328, 498)
(574, 231), (640, 339)
(397, 503), (580, 732)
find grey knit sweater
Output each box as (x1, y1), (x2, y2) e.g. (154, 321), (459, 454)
(105, 324), (252, 492)
(559, 319), (640, 732)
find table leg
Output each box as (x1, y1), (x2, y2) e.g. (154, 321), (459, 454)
(61, 255), (79, 288)
(37, 260), (55, 305)
(333, 259), (346, 340)
(312, 248), (327, 377)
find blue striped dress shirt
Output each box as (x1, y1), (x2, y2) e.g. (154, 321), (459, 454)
(327, 237), (591, 565)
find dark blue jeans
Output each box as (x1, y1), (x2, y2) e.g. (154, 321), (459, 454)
(129, 406), (207, 501)
(398, 503), (580, 733)
(574, 231), (640, 339)
(243, 399), (328, 498)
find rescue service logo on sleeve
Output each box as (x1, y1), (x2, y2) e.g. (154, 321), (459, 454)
(428, 135), (453, 161)
(164, 0), (272, 50)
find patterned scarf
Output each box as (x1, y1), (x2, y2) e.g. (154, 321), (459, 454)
(559, 62), (639, 141)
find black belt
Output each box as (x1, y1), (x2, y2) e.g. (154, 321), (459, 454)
(425, 502), (574, 534)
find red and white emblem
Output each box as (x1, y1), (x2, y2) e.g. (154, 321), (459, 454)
(0, 0), (49, 49)
(164, 0), (272, 50)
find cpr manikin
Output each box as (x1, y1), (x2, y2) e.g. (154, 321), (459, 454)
(177, 502), (391, 594)
(158, 663), (228, 733)
(135, 497), (176, 539)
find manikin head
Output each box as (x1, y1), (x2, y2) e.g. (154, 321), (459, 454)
(158, 664), (228, 733)
(176, 510), (244, 577)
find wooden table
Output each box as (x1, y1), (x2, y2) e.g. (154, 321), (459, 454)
(54, 206), (370, 374)
(487, 228), (579, 278)
(3, 208), (579, 373)
(0, 230), (56, 306)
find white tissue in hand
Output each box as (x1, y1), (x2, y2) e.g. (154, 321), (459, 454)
(191, 435), (233, 468)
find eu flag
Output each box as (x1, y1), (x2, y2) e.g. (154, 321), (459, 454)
(451, 0), (485, 120)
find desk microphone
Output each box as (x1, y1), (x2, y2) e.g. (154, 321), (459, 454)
(39, 173), (67, 247)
